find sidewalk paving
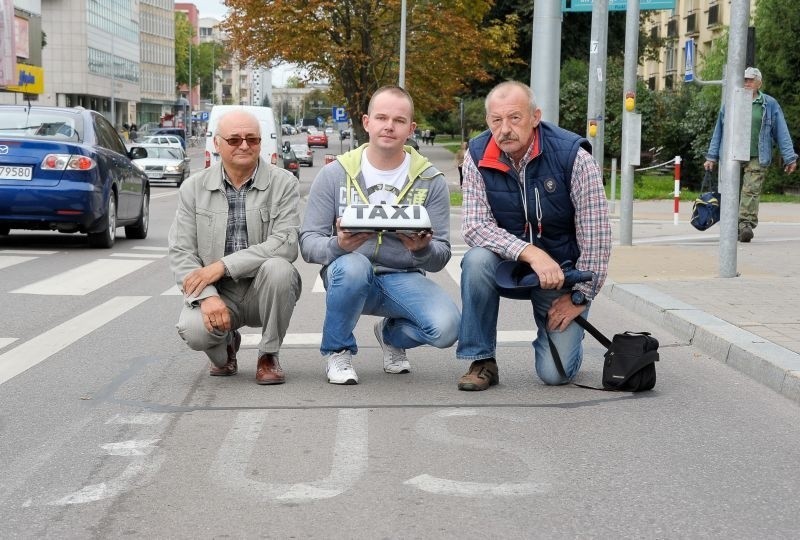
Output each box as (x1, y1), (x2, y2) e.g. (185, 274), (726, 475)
(419, 140), (800, 404)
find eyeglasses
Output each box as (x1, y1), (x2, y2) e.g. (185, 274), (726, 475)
(219, 135), (261, 147)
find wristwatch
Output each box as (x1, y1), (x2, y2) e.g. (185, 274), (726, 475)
(571, 290), (590, 306)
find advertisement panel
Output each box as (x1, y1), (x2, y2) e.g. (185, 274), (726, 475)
(0, 0), (15, 87)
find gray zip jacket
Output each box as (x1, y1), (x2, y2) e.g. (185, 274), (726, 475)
(300, 144), (452, 274)
(168, 159), (300, 305)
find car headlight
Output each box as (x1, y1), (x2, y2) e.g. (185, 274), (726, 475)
(165, 165), (181, 173)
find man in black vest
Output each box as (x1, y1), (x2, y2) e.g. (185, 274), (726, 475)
(456, 81), (611, 391)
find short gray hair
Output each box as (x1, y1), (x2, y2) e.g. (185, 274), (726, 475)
(485, 81), (538, 114)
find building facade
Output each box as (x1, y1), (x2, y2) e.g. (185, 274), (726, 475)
(643, 0), (757, 91)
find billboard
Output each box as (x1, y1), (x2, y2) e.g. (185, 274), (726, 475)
(0, 0), (15, 87)
(562, 0), (675, 11)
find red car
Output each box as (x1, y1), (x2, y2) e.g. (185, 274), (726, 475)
(307, 131), (328, 148)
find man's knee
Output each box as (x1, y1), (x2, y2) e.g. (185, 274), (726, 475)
(255, 258), (302, 295)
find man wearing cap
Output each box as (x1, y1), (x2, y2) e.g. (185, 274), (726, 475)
(704, 66), (797, 242)
(455, 80), (612, 391)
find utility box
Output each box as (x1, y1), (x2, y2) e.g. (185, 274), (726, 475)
(730, 87), (753, 162)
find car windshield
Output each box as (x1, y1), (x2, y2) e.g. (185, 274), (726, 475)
(0, 110), (82, 141)
(144, 146), (182, 159)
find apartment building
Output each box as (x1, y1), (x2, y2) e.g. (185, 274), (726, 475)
(643, 0), (757, 91)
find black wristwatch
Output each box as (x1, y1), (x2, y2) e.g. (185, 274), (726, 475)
(571, 290), (590, 306)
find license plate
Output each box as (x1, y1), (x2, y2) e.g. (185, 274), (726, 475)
(147, 172), (164, 179)
(0, 165), (33, 181)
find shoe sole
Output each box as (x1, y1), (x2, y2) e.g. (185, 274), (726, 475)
(384, 366), (410, 374)
(457, 379), (498, 391)
(328, 378), (358, 385)
(256, 378), (285, 385)
(209, 369), (236, 376)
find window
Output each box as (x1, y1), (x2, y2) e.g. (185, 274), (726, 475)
(708, 4), (719, 26)
(667, 19), (677, 37)
(648, 77), (657, 91)
(650, 26), (659, 40)
(666, 47), (677, 72)
(686, 13), (697, 34)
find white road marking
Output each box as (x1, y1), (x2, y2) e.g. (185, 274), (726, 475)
(0, 255), (37, 270)
(313, 275), (325, 293)
(100, 439), (160, 456)
(211, 409), (368, 502)
(12, 259), (153, 295)
(48, 455), (165, 506)
(150, 191), (177, 200)
(0, 250), (57, 255)
(132, 246), (168, 252)
(445, 257), (462, 285)
(109, 252), (166, 259)
(405, 409), (551, 497)
(0, 338), (18, 350)
(106, 413), (166, 425)
(0, 296), (149, 385)
(161, 285), (182, 295)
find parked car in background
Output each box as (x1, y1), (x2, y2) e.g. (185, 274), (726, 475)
(139, 135), (183, 149)
(307, 130), (328, 148)
(0, 105), (150, 248)
(150, 128), (187, 149)
(282, 148), (300, 179)
(292, 143), (314, 166)
(132, 144), (190, 187)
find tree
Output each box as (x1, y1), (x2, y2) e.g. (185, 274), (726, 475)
(755, 0), (800, 191)
(222, 0), (519, 142)
(195, 42), (229, 103)
(174, 12), (194, 90)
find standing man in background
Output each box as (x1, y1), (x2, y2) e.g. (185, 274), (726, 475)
(704, 67), (797, 243)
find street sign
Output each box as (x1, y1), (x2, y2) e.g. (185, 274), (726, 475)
(200, 111), (209, 121)
(561, 0), (675, 11)
(684, 39), (695, 83)
(332, 106), (348, 122)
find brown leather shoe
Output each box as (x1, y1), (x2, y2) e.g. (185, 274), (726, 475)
(457, 359), (499, 391)
(256, 353), (285, 385)
(209, 330), (241, 376)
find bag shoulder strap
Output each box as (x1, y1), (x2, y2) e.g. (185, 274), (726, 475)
(573, 315), (611, 348)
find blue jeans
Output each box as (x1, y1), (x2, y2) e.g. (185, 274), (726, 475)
(320, 253), (460, 355)
(456, 247), (587, 385)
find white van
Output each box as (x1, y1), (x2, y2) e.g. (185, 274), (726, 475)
(204, 105), (283, 168)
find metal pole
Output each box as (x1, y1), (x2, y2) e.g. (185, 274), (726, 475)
(530, 0), (563, 123)
(619, 0), (640, 245)
(719, 0), (751, 278)
(460, 98), (465, 141)
(398, 0), (406, 88)
(586, 0), (608, 166)
(188, 35), (192, 138)
(609, 157), (617, 214)
(110, 34), (115, 128)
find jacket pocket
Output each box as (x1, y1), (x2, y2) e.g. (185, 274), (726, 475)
(195, 209), (215, 260)
(258, 206), (273, 241)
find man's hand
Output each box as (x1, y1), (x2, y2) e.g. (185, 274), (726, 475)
(785, 161), (797, 174)
(182, 260), (226, 298)
(703, 160), (716, 171)
(518, 245), (564, 289)
(396, 230), (432, 252)
(335, 217), (376, 251)
(200, 295), (231, 332)
(547, 294), (586, 332)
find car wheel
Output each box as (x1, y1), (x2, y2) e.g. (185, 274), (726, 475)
(125, 189), (150, 239)
(88, 191), (117, 248)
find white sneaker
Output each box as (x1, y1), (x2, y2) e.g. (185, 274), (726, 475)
(325, 350), (358, 385)
(374, 319), (411, 374)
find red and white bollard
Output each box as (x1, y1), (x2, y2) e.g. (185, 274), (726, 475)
(673, 156), (681, 225)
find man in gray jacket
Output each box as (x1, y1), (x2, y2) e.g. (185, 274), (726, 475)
(300, 86), (459, 385)
(169, 109), (302, 384)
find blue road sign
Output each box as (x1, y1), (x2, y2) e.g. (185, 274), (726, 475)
(562, 0), (675, 11)
(200, 111), (209, 121)
(684, 39), (695, 83)
(332, 106), (348, 122)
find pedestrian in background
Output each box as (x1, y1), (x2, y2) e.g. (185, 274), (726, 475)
(300, 86), (460, 385)
(456, 141), (467, 187)
(168, 109), (302, 385)
(704, 67), (797, 243)
(455, 81), (611, 391)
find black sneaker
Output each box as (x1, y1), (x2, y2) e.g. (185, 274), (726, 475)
(738, 226), (754, 243)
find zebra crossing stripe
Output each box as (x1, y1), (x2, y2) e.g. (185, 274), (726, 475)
(12, 259), (154, 296)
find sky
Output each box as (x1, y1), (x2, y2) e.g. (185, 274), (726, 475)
(189, 0), (299, 86)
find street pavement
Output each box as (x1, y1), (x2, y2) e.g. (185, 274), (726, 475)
(416, 139), (800, 404)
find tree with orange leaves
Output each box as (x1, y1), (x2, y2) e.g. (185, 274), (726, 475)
(222, 0), (520, 141)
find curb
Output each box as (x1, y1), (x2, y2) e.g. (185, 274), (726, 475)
(602, 280), (800, 404)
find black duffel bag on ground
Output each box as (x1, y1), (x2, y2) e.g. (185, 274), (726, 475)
(549, 316), (660, 392)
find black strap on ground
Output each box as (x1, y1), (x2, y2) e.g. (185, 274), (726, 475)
(547, 315), (611, 391)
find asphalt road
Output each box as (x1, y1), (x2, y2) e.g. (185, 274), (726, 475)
(1, 138), (799, 538)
